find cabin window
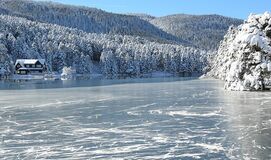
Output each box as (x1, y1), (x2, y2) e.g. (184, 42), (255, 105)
(16, 64), (22, 69)
(26, 64), (30, 68)
(36, 65), (42, 68)
(32, 64), (35, 68)
(92, 52), (101, 62)
(20, 71), (26, 74)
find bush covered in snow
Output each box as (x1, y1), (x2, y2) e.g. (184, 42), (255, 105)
(208, 12), (271, 91)
(61, 66), (76, 80)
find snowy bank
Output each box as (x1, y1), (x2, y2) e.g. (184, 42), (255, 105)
(208, 12), (271, 91)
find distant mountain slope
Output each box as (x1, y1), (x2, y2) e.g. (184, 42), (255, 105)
(150, 14), (243, 50)
(0, 0), (243, 50)
(0, 0), (188, 45)
(126, 13), (156, 21)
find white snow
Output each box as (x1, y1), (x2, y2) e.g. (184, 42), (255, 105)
(167, 110), (221, 117)
(194, 143), (224, 152)
(15, 59), (46, 66)
(267, 62), (271, 71)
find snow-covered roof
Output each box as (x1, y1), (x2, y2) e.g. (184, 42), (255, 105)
(15, 59), (46, 66)
(18, 68), (43, 71)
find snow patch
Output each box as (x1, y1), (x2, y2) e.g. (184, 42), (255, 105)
(194, 143), (224, 152)
(167, 110), (221, 117)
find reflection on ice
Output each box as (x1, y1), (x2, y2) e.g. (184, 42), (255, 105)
(0, 78), (271, 159)
(221, 91), (271, 159)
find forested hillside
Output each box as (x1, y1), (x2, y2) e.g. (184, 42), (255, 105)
(0, 0), (244, 78)
(0, 15), (207, 77)
(0, 0), (187, 45)
(0, 0), (242, 50)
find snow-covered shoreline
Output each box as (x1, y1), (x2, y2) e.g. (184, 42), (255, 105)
(1, 71), (202, 82)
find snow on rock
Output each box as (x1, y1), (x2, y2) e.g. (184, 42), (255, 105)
(208, 12), (271, 91)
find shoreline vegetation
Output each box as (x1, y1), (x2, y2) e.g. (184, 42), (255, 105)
(0, 71), (202, 81)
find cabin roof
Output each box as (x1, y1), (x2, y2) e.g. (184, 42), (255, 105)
(15, 59), (45, 67)
(18, 68), (43, 70)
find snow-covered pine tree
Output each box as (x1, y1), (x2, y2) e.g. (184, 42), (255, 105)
(208, 12), (271, 91)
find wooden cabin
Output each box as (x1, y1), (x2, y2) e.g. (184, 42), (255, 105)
(15, 59), (46, 75)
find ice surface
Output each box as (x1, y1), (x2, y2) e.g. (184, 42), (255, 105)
(0, 78), (271, 159)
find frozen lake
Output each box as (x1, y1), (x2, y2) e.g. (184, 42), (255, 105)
(1, 78), (271, 159)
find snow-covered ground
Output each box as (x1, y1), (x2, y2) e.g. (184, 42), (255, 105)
(12, 74), (45, 80)
(1, 78), (271, 159)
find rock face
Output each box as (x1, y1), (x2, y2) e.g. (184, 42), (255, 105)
(208, 12), (271, 91)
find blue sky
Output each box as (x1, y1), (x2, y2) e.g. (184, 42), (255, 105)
(46, 0), (271, 19)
